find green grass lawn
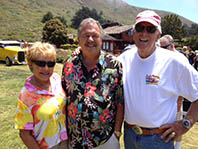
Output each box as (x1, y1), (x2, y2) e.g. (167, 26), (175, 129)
(0, 62), (198, 149)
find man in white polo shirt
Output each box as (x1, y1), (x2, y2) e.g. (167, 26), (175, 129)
(118, 10), (198, 149)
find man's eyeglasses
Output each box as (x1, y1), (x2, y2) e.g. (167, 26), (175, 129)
(161, 43), (171, 49)
(32, 60), (56, 68)
(161, 40), (173, 49)
(135, 24), (156, 33)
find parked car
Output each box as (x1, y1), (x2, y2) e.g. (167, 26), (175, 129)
(0, 40), (27, 66)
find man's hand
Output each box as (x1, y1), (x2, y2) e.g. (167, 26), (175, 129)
(114, 130), (122, 141)
(72, 47), (81, 56)
(160, 120), (189, 143)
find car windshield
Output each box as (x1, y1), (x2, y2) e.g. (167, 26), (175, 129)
(3, 44), (21, 47)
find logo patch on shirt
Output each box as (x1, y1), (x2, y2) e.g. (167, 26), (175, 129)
(146, 74), (160, 85)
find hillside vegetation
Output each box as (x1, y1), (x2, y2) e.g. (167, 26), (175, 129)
(0, 0), (195, 41)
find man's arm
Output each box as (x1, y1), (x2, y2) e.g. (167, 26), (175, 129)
(177, 96), (183, 113)
(185, 99), (198, 126)
(114, 61), (124, 140)
(160, 100), (198, 142)
(175, 96), (184, 143)
(114, 98), (124, 140)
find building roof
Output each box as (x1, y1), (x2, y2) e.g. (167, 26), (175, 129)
(102, 22), (122, 29)
(102, 33), (120, 41)
(104, 25), (133, 35)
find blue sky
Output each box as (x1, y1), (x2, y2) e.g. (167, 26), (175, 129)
(123, 0), (198, 23)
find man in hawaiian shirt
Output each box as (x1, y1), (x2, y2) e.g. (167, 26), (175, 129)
(62, 18), (124, 149)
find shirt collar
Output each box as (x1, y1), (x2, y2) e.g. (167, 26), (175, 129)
(77, 50), (106, 70)
(24, 75), (54, 95)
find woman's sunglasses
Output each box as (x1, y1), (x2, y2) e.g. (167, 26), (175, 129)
(32, 60), (56, 68)
(135, 24), (156, 33)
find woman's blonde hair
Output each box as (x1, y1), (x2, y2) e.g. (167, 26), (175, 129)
(26, 42), (56, 63)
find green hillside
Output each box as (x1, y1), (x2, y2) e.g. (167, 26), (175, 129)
(0, 0), (195, 41)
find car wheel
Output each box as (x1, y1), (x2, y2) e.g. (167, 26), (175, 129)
(5, 57), (12, 66)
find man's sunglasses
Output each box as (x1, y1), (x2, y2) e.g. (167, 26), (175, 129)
(32, 60), (56, 68)
(161, 40), (174, 49)
(135, 24), (156, 33)
(161, 43), (172, 49)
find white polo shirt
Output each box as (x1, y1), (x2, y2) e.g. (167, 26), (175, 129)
(118, 46), (198, 128)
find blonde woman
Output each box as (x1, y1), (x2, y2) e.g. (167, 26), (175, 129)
(15, 42), (67, 149)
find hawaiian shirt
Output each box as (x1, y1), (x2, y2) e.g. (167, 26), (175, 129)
(14, 73), (67, 149)
(62, 50), (123, 148)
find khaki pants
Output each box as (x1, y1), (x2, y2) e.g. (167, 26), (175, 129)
(69, 134), (120, 149)
(95, 134), (120, 149)
(50, 140), (68, 149)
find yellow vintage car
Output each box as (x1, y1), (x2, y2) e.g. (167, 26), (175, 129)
(0, 40), (27, 66)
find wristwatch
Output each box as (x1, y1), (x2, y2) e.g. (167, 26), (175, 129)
(114, 130), (122, 138)
(182, 119), (191, 129)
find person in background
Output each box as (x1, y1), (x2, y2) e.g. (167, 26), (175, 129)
(187, 46), (196, 65)
(159, 35), (189, 114)
(160, 35), (175, 51)
(160, 34), (189, 149)
(181, 46), (189, 58)
(62, 18), (124, 148)
(15, 42), (68, 149)
(194, 50), (198, 70)
(118, 10), (198, 149)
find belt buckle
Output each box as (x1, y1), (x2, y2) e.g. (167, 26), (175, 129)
(132, 125), (143, 135)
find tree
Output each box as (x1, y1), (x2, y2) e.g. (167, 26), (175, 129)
(71, 6), (110, 29)
(42, 11), (53, 23)
(185, 36), (198, 50)
(42, 12), (67, 26)
(188, 24), (198, 36)
(42, 18), (68, 48)
(54, 16), (67, 26)
(161, 14), (187, 41)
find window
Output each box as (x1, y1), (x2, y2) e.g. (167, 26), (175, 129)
(106, 42), (109, 50)
(127, 29), (133, 36)
(110, 43), (113, 51)
(103, 42), (110, 50)
(103, 42), (106, 50)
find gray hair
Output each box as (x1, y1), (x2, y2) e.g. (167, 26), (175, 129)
(77, 18), (104, 37)
(160, 34), (174, 44)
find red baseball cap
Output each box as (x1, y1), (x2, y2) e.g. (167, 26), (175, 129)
(135, 10), (162, 33)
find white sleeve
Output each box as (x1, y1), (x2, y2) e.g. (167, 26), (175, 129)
(177, 62), (198, 102)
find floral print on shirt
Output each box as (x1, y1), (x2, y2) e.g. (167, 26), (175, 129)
(14, 73), (67, 149)
(62, 51), (123, 148)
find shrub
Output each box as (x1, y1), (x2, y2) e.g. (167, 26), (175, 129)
(56, 48), (72, 64)
(60, 44), (78, 50)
